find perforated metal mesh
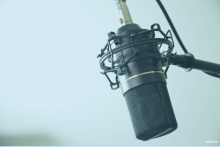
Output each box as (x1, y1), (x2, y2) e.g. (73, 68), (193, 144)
(124, 82), (172, 140)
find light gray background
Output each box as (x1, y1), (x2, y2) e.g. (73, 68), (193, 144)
(0, 0), (219, 146)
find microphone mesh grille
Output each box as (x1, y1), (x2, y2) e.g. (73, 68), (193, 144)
(124, 82), (172, 140)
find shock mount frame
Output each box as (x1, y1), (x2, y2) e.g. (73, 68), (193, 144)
(97, 23), (175, 90)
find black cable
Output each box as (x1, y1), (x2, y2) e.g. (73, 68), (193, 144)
(156, 0), (188, 53)
(156, 0), (220, 79)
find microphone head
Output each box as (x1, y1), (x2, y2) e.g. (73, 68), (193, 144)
(124, 82), (177, 140)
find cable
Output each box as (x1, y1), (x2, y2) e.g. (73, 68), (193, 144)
(156, 0), (220, 79)
(156, 0), (188, 53)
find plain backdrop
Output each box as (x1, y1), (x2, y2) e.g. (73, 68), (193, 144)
(0, 0), (220, 146)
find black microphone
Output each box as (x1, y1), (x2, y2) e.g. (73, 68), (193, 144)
(97, 0), (220, 141)
(97, 0), (177, 141)
(117, 24), (177, 141)
(98, 22), (178, 140)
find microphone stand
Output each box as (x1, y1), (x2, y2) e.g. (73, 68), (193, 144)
(156, 0), (220, 78)
(166, 53), (220, 75)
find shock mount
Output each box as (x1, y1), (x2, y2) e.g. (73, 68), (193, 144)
(97, 23), (175, 90)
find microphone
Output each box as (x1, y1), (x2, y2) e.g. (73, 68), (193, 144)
(97, 0), (178, 141)
(97, 0), (220, 141)
(112, 24), (178, 141)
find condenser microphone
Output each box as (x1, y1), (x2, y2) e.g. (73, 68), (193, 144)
(115, 24), (178, 140)
(97, 0), (178, 141)
(97, 0), (220, 141)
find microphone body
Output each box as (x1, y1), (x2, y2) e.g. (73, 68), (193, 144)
(113, 23), (178, 141)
